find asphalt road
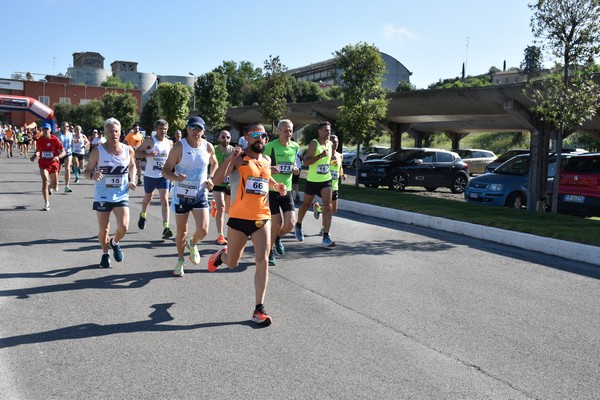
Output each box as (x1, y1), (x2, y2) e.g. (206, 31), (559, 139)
(1, 154), (599, 399)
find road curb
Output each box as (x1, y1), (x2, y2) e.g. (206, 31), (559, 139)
(338, 199), (600, 266)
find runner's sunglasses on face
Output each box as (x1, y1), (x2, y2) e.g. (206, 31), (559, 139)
(248, 131), (267, 139)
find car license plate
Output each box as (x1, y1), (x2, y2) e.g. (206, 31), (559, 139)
(469, 192), (478, 199)
(360, 173), (367, 177)
(563, 194), (585, 203)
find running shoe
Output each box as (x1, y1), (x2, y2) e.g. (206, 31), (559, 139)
(99, 253), (110, 268)
(42, 203), (50, 211)
(216, 235), (227, 245)
(173, 259), (184, 277)
(187, 239), (200, 265)
(268, 251), (276, 266)
(64, 186), (72, 193)
(208, 246), (227, 272)
(322, 234), (336, 248)
(313, 202), (321, 219)
(137, 213), (146, 230)
(162, 227), (173, 239)
(251, 309), (273, 326)
(74, 178), (79, 183)
(137, 178), (143, 186)
(274, 237), (285, 255)
(211, 199), (217, 218)
(294, 224), (304, 242)
(110, 239), (124, 262)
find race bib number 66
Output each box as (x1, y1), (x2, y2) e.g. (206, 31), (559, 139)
(245, 176), (268, 195)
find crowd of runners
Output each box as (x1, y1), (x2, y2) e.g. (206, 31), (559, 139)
(11, 116), (346, 326)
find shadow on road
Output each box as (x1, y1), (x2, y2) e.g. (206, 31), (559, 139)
(0, 303), (261, 349)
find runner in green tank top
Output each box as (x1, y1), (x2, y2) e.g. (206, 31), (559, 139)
(313, 135), (346, 233)
(294, 121), (336, 248)
(264, 119), (300, 265)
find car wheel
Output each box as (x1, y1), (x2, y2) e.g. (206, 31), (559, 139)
(364, 184), (379, 189)
(353, 158), (362, 169)
(425, 186), (437, 192)
(450, 174), (468, 194)
(388, 172), (407, 191)
(506, 193), (525, 208)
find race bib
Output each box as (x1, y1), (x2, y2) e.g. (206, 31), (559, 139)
(41, 151), (54, 159)
(277, 162), (294, 174)
(245, 176), (268, 195)
(152, 161), (164, 171)
(105, 175), (123, 188)
(176, 182), (198, 198)
(317, 164), (330, 175)
(331, 170), (340, 180)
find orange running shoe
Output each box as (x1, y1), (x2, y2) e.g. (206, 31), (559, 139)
(211, 199), (217, 218)
(216, 235), (228, 245)
(251, 309), (272, 326)
(208, 246), (227, 272)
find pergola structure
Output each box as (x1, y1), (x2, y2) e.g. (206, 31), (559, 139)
(225, 82), (600, 211)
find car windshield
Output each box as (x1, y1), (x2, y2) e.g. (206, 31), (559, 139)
(496, 150), (528, 162)
(494, 157), (530, 175)
(385, 150), (422, 162)
(563, 156), (600, 173)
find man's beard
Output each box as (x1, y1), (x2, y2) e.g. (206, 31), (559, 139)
(250, 142), (264, 153)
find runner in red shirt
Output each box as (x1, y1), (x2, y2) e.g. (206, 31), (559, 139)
(30, 122), (65, 211)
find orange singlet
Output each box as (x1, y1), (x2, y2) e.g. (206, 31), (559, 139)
(229, 154), (271, 221)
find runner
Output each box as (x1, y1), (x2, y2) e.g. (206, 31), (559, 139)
(30, 122), (65, 211)
(135, 119), (174, 240)
(211, 130), (233, 245)
(313, 134), (346, 233)
(83, 118), (137, 269)
(207, 123), (287, 326)
(264, 119), (300, 266)
(294, 121), (336, 247)
(161, 116), (218, 277)
(56, 122), (74, 193)
(71, 125), (90, 183)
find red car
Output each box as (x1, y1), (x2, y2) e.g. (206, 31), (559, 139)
(558, 153), (600, 217)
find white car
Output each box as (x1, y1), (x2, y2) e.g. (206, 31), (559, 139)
(342, 146), (391, 169)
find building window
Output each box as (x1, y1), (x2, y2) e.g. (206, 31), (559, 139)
(38, 96), (50, 106)
(79, 99), (91, 105)
(59, 97), (71, 104)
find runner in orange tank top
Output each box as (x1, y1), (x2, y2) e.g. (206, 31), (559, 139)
(208, 123), (286, 326)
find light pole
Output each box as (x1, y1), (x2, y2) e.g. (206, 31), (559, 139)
(188, 72), (196, 111)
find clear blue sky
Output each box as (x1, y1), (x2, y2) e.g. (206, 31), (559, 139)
(1, 0), (537, 89)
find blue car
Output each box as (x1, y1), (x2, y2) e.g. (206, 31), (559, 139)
(464, 154), (567, 208)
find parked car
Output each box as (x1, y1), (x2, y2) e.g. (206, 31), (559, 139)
(357, 148), (470, 193)
(557, 153), (600, 217)
(342, 145), (391, 169)
(465, 153), (575, 208)
(484, 149), (530, 173)
(454, 149), (497, 175)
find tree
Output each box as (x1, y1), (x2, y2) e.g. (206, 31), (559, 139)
(521, 45), (543, 80)
(155, 82), (191, 132)
(195, 71), (229, 132)
(100, 92), (139, 130)
(102, 75), (135, 89)
(259, 55), (292, 126)
(334, 42), (389, 182)
(527, 0), (600, 213)
(52, 102), (73, 125)
(140, 91), (161, 134)
(396, 81), (416, 92)
(71, 100), (104, 135)
(213, 60), (262, 107)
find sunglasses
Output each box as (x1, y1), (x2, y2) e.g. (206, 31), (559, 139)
(248, 131), (267, 139)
